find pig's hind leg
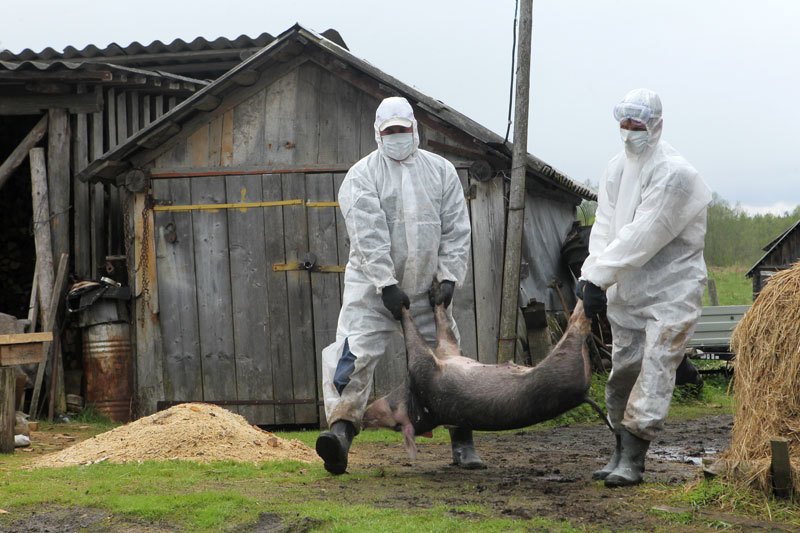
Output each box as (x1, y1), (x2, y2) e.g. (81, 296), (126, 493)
(401, 308), (441, 373)
(428, 280), (460, 358)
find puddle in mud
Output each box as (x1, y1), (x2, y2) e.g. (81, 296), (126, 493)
(650, 444), (718, 466)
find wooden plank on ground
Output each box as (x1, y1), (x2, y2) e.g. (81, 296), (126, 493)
(306, 173), (341, 425)
(262, 174), (294, 424)
(452, 168), (478, 359)
(225, 173), (274, 424)
(191, 176), (237, 409)
(470, 177), (505, 364)
(153, 178), (202, 403)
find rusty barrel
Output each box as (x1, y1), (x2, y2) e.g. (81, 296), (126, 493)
(82, 323), (133, 422)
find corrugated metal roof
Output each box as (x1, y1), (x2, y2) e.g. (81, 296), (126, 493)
(0, 33), (275, 62)
(0, 33), (277, 79)
(746, 218), (800, 277)
(78, 24), (595, 201)
(0, 59), (208, 89)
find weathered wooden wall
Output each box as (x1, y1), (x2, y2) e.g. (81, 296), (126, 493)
(135, 59), (580, 425)
(142, 61), (493, 425)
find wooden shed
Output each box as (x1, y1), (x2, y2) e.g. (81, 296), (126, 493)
(69, 25), (592, 426)
(746, 218), (800, 298)
(0, 33), (282, 416)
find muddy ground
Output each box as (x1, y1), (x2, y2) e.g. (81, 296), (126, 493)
(1, 415), (740, 532)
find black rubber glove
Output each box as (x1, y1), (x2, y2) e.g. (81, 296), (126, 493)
(580, 281), (607, 319)
(381, 284), (410, 320)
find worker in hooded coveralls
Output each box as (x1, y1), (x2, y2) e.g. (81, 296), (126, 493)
(315, 96), (478, 475)
(579, 88), (712, 487)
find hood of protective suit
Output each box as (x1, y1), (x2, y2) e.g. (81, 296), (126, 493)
(582, 88), (712, 328)
(616, 88), (663, 157)
(374, 96), (420, 160)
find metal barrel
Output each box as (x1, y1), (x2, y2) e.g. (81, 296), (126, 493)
(82, 322), (133, 422)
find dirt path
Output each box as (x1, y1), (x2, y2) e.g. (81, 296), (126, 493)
(340, 414), (734, 531)
(1, 415), (735, 532)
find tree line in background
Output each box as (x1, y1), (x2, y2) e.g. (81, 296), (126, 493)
(576, 192), (800, 268)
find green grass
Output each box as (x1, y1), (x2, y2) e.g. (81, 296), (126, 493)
(704, 265), (752, 305)
(0, 459), (579, 532)
(644, 478), (800, 529)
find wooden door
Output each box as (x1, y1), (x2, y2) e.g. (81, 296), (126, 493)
(152, 172), (337, 426)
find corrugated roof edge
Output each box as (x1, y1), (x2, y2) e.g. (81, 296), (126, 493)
(0, 32), (275, 61)
(0, 59), (209, 86)
(745, 218), (800, 277)
(77, 23), (596, 202)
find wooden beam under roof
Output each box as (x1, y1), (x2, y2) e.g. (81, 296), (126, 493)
(0, 90), (103, 115)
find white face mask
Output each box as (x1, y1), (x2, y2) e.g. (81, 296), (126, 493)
(620, 128), (649, 153)
(381, 133), (414, 160)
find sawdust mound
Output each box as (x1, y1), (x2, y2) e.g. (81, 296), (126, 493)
(721, 261), (800, 493)
(33, 403), (320, 468)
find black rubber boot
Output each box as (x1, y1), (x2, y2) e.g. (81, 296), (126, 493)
(449, 428), (486, 470)
(316, 420), (356, 475)
(592, 432), (622, 481)
(604, 428), (650, 487)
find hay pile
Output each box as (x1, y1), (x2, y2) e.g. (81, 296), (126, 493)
(33, 403), (320, 468)
(722, 261), (800, 493)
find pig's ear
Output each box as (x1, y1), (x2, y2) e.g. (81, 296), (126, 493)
(401, 423), (418, 460)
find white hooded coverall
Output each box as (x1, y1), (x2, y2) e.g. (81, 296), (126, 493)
(580, 89), (712, 441)
(321, 97), (472, 428)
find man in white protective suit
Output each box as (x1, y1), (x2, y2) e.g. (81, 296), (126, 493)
(578, 88), (712, 487)
(315, 96), (478, 475)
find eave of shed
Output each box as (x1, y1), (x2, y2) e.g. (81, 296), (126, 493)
(0, 60), (208, 92)
(76, 23), (595, 202)
(745, 218), (800, 277)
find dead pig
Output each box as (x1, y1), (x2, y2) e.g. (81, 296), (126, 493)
(362, 294), (594, 460)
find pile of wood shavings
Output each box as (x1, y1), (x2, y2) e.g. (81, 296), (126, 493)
(33, 403), (320, 468)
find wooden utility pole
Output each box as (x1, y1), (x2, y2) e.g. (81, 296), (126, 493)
(498, 0), (533, 363)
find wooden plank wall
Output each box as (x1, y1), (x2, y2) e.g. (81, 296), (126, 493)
(141, 61), (511, 424)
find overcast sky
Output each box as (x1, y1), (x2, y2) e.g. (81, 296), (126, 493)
(2, 0), (797, 215)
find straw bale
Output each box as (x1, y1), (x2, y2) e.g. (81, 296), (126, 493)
(33, 403), (320, 468)
(722, 261), (800, 494)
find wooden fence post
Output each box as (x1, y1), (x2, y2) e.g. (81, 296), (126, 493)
(708, 278), (719, 306)
(0, 367), (14, 453)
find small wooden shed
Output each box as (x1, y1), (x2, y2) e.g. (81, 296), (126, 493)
(73, 24), (595, 426)
(746, 218), (800, 298)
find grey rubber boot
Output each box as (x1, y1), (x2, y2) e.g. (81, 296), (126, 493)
(316, 420), (356, 475)
(592, 432), (622, 481)
(604, 428), (651, 487)
(449, 428), (486, 469)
